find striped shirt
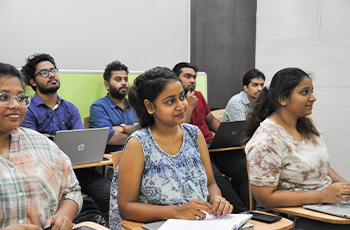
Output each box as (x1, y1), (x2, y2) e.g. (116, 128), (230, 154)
(223, 91), (251, 122)
(0, 127), (82, 228)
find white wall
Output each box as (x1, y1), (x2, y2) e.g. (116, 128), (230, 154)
(0, 0), (189, 71)
(256, 1), (350, 180)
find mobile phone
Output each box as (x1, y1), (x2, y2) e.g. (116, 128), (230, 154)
(43, 225), (54, 230)
(249, 211), (281, 223)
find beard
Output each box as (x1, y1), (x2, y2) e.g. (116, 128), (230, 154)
(109, 85), (128, 100)
(35, 79), (60, 94)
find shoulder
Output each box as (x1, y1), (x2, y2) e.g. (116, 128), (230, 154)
(92, 96), (109, 106)
(181, 123), (199, 138)
(17, 127), (59, 150)
(59, 97), (79, 110)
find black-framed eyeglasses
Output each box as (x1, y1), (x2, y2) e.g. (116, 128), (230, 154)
(0, 93), (32, 108)
(34, 68), (59, 78)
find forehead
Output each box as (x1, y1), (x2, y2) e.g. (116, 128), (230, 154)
(110, 70), (128, 79)
(36, 61), (55, 71)
(180, 67), (196, 76)
(158, 81), (183, 98)
(295, 77), (312, 88)
(0, 76), (24, 91)
(249, 77), (265, 84)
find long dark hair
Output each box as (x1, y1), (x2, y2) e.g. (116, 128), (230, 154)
(244, 67), (319, 144)
(128, 67), (181, 128)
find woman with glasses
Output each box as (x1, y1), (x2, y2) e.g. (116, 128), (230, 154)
(0, 63), (82, 230)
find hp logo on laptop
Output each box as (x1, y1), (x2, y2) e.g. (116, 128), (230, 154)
(78, 144), (85, 151)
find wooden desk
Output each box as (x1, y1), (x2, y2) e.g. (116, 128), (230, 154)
(72, 154), (113, 169)
(121, 211), (293, 230)
(208, 145), (245, 153)
(73, 221), (110, 229)
(268, 207), (350, 224)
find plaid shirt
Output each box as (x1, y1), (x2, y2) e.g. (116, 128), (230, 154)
(0, 127), (82, 228)
(223, 91), (251, 122)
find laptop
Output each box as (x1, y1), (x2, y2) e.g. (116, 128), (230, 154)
(55, 127), (109, 166)
(303, 200), (350, 218)
(209, 121), (245, 150)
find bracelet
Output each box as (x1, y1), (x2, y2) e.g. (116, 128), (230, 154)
(209, 195), (220, 204)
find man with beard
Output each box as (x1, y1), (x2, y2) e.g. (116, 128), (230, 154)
(21, 53), (111, 218)
(89, 60), (137, 153)
(223, 69), (265, 122)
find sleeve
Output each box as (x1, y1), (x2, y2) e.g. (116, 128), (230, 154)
(68, 104), (84, 130)
(245, 130), (283, 187)
(20, 107), (38, 130)
(89, 102), (115, 142)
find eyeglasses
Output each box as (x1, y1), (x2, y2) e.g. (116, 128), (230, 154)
(0, 93), (32, 108)
(34, 68), (59, 78)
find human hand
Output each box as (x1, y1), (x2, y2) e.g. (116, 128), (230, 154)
(321, 182), (350, 203)
(174, 199), (212, 220)
(186, 91), (198, 109)
(44, 214), (73, 230)
(5, 224), (41, 230)
(210, 195), (233, 217)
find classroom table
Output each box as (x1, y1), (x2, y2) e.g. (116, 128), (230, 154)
(72, 154), (113, 169)
(121, 211), (294, 230)
(73, 221), (110, 229)
(208, 145), (245, 153)
(268, 207), (350, 225)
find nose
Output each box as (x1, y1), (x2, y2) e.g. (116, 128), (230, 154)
(176, 99), (186, 110)
(189, 77), (195, 83)
(8, 96), (21, 108)
(310, 93), (316, 102)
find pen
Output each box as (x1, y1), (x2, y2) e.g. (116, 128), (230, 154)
(187, 180), (206, 201)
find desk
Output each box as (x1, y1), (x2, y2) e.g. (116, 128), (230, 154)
(121, 211), (293, 230)
(208, 146), (244, 153)
(72, 154), (113, 169)
(73, 221), (110, 229)
(268, 207), (350, 225)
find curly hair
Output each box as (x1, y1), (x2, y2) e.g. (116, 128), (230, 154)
(103, 60), (129, 82)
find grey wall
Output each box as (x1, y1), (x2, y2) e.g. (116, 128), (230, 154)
(191, 0), (257, 109)
(256, 1), (350, 180)
(0, 0), (189, 71)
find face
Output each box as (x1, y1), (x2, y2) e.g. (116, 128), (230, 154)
(244, 77), (265, 102)
(0, 77), (27, 134)
(105, 70), (129, 100)
(178, 67), (197, 92)
(145, 81), (188, 126)
(30, 61), (60, 94)
(280, 77), (316, 118)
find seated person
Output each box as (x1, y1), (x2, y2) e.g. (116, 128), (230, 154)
(244, 68), (350, 229)
(20, 53), (111, 215)
(0, 63), (82, 230)
(223, 68), (265, 122)
(109, 67), (232, 230)
(173, 62), (249, 212)
(89, 60), (137, 153)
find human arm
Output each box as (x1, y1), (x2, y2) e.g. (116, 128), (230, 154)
(184, 91), (198, 123)
(197, 130), (233, 215)
(44, 199), (79, 230)
(204, 112), (220, 133)
(328, 167), (348, 183)
(117, 137), (213, 222)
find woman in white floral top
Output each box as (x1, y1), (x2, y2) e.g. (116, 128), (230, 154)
(244, 68), (349, 208)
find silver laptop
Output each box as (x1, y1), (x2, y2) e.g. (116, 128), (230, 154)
(209, 121), (245, 150)
(55, 127), (109, 166)
(303, 201), (350, 219)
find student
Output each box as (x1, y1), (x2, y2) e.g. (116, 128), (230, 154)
(244, 67), (350, 229)
(109, 67), (232, 230)
(0, 62), (82, 229)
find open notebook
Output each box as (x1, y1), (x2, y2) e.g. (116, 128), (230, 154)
(155, 213), (252, 230)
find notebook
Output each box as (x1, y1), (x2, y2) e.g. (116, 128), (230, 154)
(209, 121), (245, 150)
(155, 213), (252, 230)
(55, 127), (109, 166)
(303, 200), (350, 219)
(142, 220), (254, 230)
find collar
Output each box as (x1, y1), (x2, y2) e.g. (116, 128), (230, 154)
(31, 93), (63, 108)
(106, 94), (130, 109)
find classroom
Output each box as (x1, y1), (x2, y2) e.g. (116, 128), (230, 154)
(1, 0), (350, 229)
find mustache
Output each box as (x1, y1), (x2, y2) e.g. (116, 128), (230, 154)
(119, 86), (128, 90)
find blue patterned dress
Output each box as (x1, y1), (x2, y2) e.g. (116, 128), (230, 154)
(109, 123), (209, 230)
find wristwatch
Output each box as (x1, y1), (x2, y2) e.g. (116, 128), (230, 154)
(120, 124), (127, 133)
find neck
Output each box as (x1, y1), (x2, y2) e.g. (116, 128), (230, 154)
(270, 109), (301, 139)
(36, 91), (58, 109)
(108, 94), (125, 110)
(0, 132), (11, 159)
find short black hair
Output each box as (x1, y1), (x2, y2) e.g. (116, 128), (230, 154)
(243, 69), (265, 87)
(172, 62), (198, 76)
(21, 53), (57, 91)
(103, 60), (129, 82)
(0, 62), (25, 90)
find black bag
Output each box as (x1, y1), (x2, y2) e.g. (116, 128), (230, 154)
(73, 197), (108, 227)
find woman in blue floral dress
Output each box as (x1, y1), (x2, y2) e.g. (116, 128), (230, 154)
(109, 67), (233, 229)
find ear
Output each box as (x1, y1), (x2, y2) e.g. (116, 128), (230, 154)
(278, 96), (287, 107)
(243, 85), (248, 93)
(104, 81), (109, 91)
(143, 99), (154, 115)
(29, 78), (37, 87)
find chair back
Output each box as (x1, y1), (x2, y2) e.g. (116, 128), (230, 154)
(84, 117), (90, 129)
(211, 109), (225, 122)
(112, 150), (123, 172)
